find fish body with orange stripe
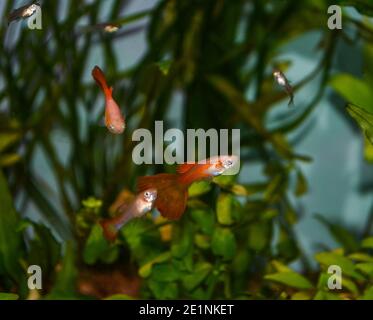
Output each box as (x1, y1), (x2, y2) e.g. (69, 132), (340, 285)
(100, 189), (157, 242)
(137, 155), (238, 220)
(91, 66), (125, 134)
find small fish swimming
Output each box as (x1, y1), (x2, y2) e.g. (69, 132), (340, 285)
(8, 2), (40, 25)
(137, 155), (239, 220)
(100, 188), (157, 242)
(273, 69), (294, 106)
(91, 66), (126, 134)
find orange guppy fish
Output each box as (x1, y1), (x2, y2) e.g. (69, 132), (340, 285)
(100, 188), (157, 242)
(91, 66), (125, 134)
(273, 69), (294, 106)
(137, 155), (239, 220)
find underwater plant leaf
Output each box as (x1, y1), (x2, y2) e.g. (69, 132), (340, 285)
(248, 221), (271, 252)
(355, 262), (373, 277)
(0, 133), (21, 152)
(47, 242), (78, 299)
(188, 181), (211, 197)
(83, 224), (115, 265)
(0, 153), (21, 167)
(216, 193), (234, 225)
(182, 262), (212, 291)
(361, 286), (373, 300)
(330, 75), (373, 113)
(0, 293), (19, 300)
(211, 227), (236, 260)
(313, 290), (342, 300)
(150, 263), (181, 282)
(0, 171), (24, 283)
(190, 209), (215, 236)
(315, 252), (363, 280)
(362, 237), (373, 249)
(295, 169), (308, 197)
(346, 104), (373, 145)
(315, 214), (359, 252)
(139, 252), (171, 278)
(265, 271), (313, 289)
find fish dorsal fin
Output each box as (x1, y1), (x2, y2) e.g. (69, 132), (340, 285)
(177, 163), (195, 174)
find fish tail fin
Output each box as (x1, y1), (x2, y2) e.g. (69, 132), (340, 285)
(92, 66), (113, 98)
(99, 219), (118, 242)
(137, 173), (188, 220)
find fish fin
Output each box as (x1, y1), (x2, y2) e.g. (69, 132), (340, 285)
(137, 174), (188, 220)
(99, 220), (118, 242)
(92, 66), (112, 98)
(176, 163), (195, 174)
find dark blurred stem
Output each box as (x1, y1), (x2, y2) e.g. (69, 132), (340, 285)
(363, 200), (373, 237)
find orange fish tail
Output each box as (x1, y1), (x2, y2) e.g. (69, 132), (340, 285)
(92, 66), (113, 98)
(137, 173), (188, 220)
(100, 219), (118, 242)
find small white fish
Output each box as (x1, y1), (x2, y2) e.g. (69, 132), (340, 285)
(273, 69), (294, 106)
(100, 189), (157, 241)
(8, 2), (40, 25)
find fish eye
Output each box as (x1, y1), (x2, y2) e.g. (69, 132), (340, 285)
(222, 159), (233, 169)
(144, 191), (156, 202)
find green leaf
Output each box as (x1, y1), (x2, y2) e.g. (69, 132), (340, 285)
(83, 224), (113, 265)
(355, 263), (373, 277)
(47, 242), (78, 299)
(0, 133), (21, 152)
(361, 286), (373, 300)
(151, 263), (180, 282)
(156, 60), (172, 75)
(295, 169), (308, 196)
(171, 222), (194, 258)
(182, 262), (212, 291)
(362, 237), (373, 249)
(346, 104), (373, 145)
(248, 221), (271, 252)
(315, 252), (363, 280)
(291, 291), (311, 300)
(348, 253), (373, 263)
(190, 209), (215, 235)
(211, 227), (236, 260)
(0, 153), (21, 167)
(265, 271), (313, 290)
(342, 277), (359, 295)
(315, 215), (359, 252)
(313, 290), (342, 300)
(0, 293), (19, 300)
(216, 193), (234, 225)
(330, 75), (373, 113)
(148, 280), (178, 299)
(139, 252), (171, 278)
(188, 181), (211, 197)
(0, 170), (24, 283)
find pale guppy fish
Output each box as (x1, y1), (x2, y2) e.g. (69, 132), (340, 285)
(100, 189), (157, 242)
(91, 66), (126, 134)
(8, 2), (40, 25)
(273, 69), (294, 106)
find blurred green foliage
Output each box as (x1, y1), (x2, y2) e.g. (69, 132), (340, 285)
(0, 0), (373, 300)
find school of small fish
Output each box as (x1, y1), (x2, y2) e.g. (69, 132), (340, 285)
(7, 3), (296, 242)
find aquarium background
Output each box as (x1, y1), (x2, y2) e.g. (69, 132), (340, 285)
(1, 0), (373, 300)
